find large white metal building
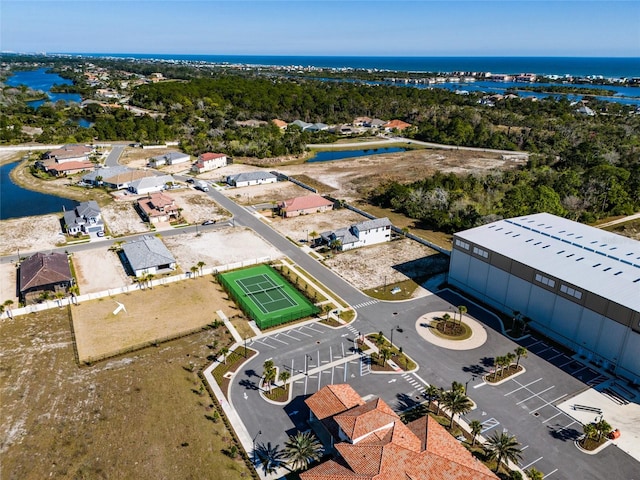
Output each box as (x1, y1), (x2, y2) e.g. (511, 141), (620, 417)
(448, 213), (640, 382)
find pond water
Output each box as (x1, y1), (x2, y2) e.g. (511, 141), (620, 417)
(6, 68), (82, 107)
(307, 147), (408, 162)
(0, 161), (78, 220)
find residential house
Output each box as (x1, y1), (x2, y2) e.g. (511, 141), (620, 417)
(38, 158), (94, 176)
(271, 119), (288, 130)
(148, 151), (190, 168)
(191, 152), (228, 173)
(290, 119), (313, 131)
(82, 166), (155, 190)
(121, 235), (177, 277)
(576, 105), (596, 116)
(320, 217), (392, 251)
(226, 171), (278, 187)
(136, 192), (180, 224)
(63, 200), (104, 235)
(278, 195), (334, 218)
(306, 122), (329, 132)
(383, 119), (412, 131)
(128, 174), (175, 195)
(43, 144), (92, 163)
(367, 118), (386, 129)
(19, 252), (74, 304)
(301, 384), (498, 480)
(353, 116), (372, 127)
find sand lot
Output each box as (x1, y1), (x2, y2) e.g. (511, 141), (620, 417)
(72, 248), (131, 294)
(270, 208), (371, 240)
(163, 226), (283, 269)
(71, 276), (232, 362)
(0, 214), (64, 255)
(0, 262), (18, 303)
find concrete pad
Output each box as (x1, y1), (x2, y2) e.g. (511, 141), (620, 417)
(557, 386), (640, 461)
(415, 311), (487, 350)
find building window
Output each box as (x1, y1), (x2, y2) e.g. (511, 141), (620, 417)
(534, 273), (555, 288)
(560, 284), (582, 299)
(455, 239), (470, 250)
(472, 246), (489, 258)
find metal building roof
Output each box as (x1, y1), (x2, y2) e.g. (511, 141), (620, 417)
(455, 213), (640, 312)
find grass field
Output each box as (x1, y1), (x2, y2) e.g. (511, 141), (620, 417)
(72, 276), (235, 363)
(0, 308), (253, 480)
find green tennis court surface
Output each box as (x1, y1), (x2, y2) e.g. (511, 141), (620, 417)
(218, 264), (318, 329)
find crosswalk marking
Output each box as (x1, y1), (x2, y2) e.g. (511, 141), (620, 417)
(352, 299), (379, 309)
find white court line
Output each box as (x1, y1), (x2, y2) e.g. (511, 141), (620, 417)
(543, 468), (558, 478)
(516, 385), (555, 405)
(529, 394), (567, 414)
(505, 378), (543, 396)
(542, 412), (564, 423)
(522, 457), (543, 469)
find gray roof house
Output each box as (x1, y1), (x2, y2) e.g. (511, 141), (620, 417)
(128, 174), (175, 195)
(63, 200), (104, 235)
(121, 235), (177, 277)
(148, 151), (190, 168)
(225, 171), (278, 187)
(82, 166), (154, 190)
(290, 120), (313, 130)
(320, 217), (392, 251)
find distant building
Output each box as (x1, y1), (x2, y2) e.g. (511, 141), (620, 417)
(576, 105), (596, 116)
(63, 200), (104, 235)
(191, 152), (228, 173)
(19, 252), (74, 304)
(225, 171), (277, 188)
(148, 151), (190, 168)
(448, 213), (640, 381)
(121, 235), (176, 277)
(301, 384), (498, 480)
(38, 159), (94, 176)
(320, 217), (392, 251)
(43, 144), (92, 163)
(383, 119), (412, 131)
(290, 119), (313, 131)
(136, 192), (179, 224)
(271, 119), (288, 130)
(127, 174), (174, 195)
(278, 195), (334, 218)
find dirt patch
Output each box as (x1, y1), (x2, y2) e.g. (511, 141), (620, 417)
(0, 214), (65, 255)
(72, 276), (234, 363)
(0, 263), (18, 304)
(163, 226), (283, 270)
(171, 189), (229, 223)
(270, 208), (370, 241)
(323, 238), (447, 293)
(0, 308), (252, 479)
(101, 200), (150, 236)
(221, 181), (307, 206)
(72, 248), (131, 294)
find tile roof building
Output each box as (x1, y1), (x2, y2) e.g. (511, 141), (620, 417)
(191, 152), (228, 173)
(383, 119), (412, 131)
(278, 195), (334, 218)
(43, 144), (92, 163)
(82, 166), (154, 190)
(121, 235), (176, 277)
(302, 384), (498, 480)
(136, 192), (179, 224)
(19, 252), (74, 304)
(320, 217), (392, 251)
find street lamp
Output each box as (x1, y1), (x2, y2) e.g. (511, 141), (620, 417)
(464, 375), (477, 395)
(252, 430), (262, 464)
(390, 325), (400, 348)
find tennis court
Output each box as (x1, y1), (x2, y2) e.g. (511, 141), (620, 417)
(218, 264), (318, 329)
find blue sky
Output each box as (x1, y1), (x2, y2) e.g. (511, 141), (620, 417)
(2, 1), (639, 56)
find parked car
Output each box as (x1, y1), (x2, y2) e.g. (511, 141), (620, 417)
(202, 220), (216, 226)
(186, 178), (195, 184)
(97, 231), (105, 237)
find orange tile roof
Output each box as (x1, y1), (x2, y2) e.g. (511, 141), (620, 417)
(303, 385), (498, 480)
(280, 195), (334, 213)
(383, 119), (412, 130)
(305, 384), (365, 421)
(272, 119), (288, 128)
(199, 152), (226, 161)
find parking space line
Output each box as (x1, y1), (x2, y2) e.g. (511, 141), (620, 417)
(522, 457), (543, 469)
(279, 332), (301, 341)
(294, 329), (312, 337)
(558, 358), (575, 368)
(555, 421), (577, 433)
(535, 345), (553, 355)
(270, 336), (288, 345)
(572, 365), (588, 375)
(529, 394), (567, 414)
(505, 378), (542, 396)
(541, 412), (564, 423)
(547, 352), (565, 361)
(516, 385), (555, 405)
(526, 339), (544, 348)
(305, 325), (325, 334)
(543, 468), (558, 478)
(252, 339), (277, 349)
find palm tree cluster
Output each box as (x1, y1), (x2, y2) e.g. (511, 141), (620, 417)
(262, 360), (276, 392)
(439, 305), (468, 334)
(491, 347), (528, 381)
(581, 418), (613, 448)
(485, 431), (523, 473)
(254, 430), (323, 475)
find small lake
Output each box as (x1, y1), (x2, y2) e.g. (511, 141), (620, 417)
(6, 68), (82, 107)
(0, 161), (78, 220)
(307, 147), (408, 162)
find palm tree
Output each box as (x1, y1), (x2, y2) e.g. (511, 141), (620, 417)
(493, 356), (504, 380)
(263, 360), (276, 391)
(255, 441), (286, 475)
(190, 265), (198, 278)
(220, 346), (229, 364)
(469, 420), (483, 446)
(424, 385), (441, 413)
(284, 431), (323, 471)
(197, 260), (205, 275)
(309, 230), (318, 245)
(595, 418), (612, 442)
(485, 431), (523, 473)
(457, 305), (467, 328)
(442, 313), (452, 333)
(278, 370), (291, 387)
(515, 346), (528, 368)
(379, 347), (391, 366)
(375, 331), (386, 349)
(505, 352), (516, 375)
(526, 467), (544, 480)
(581, 423), (597, 447)
(441, 389), (473, 429)
(451, 381), (464, 393)
(329, 238), (342, 252)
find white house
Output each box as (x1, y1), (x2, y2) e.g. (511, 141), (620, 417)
(63, 201), (104, 235)
(148, 151), (190, 168)
(448, 213), (640, 382)
(128, 174), (175, 195)
(225, 171), (278, 188)
(320, 217), (392, 251)
(191, 152), (228, 173)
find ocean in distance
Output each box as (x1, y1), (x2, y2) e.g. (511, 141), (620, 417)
(73, 54), (640, 78)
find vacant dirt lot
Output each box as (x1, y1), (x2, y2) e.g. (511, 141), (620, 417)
(163, 226), (283, 270)
(0, 214), (64, 255)
(72, 276), (233, 362)
(72, 248), (130, 294)
(101, 200), (150, 236)
(270, 208), (372, 240)
(0, 262), (18, 304)
(323, 237), (448, 293)
(0, 308), (251, 480)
